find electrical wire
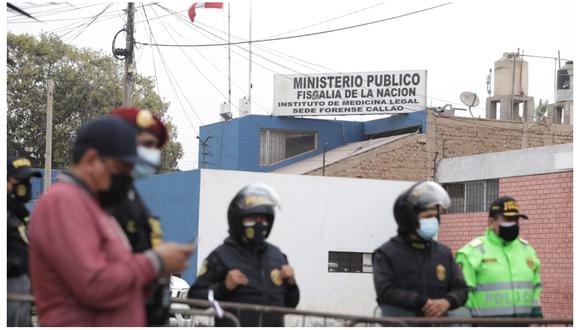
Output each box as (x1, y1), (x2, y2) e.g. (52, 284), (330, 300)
(266, 1), (387, 38)
(135, 2), (452, 48)
(65, 4), (112, 43)
(142, 7), (256, 171)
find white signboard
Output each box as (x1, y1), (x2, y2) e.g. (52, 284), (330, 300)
(273, 70), (427, 116)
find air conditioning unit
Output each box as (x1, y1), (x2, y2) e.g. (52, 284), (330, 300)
(220, 102), (232, 121)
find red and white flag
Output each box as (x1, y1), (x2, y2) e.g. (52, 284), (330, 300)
(188, 2), (224, 22)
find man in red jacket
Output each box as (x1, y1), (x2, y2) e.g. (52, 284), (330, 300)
(29, 117), (194, 326)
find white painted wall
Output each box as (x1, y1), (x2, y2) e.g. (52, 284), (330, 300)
(197, 169), (413, 316)
(437, 143), (573, 183)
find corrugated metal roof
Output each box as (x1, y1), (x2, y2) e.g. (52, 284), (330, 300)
(273, 133), (414, 175)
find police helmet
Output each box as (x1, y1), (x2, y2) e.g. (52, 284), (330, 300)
(227, 183), (281, 240)
(393, 181), (451, 233)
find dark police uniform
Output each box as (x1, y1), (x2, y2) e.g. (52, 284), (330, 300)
(109, 186), (169, 326)
(8, 195), (30, 279)
(7, 156), (40, 327)
(188, 237), (300, 327)
(373, 235), (467, 315)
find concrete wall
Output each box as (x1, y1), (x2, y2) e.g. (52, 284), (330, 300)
(196, 169), (412, 316)
(438, 171), (573, 319)
(437, 144), (572, 183)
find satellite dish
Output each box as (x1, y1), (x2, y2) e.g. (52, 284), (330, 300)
(460, 92), (480, 107)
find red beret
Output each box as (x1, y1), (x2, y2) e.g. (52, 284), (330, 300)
(109, 107), (168, 147)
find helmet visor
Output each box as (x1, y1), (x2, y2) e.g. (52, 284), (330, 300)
(234, 183), (281, 212)
(407, 181), (451, 211)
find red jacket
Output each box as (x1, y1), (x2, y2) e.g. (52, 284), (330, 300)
(29, 176), (160, 326)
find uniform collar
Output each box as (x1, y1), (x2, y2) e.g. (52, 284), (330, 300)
(396, 233), (432, 250)
(225, 236), (268, 255)
(486, 227), (514, 246)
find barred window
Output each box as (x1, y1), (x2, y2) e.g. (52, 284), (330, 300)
(443, 179), (499, 214)
(328, 251), (373, 273)
(260, 129), (317, 166)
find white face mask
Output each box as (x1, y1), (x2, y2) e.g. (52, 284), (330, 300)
(132, 146), (161, 179)
(138, 146), (161, 167)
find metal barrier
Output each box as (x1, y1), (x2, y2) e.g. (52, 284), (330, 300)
(7, 293), (573, 327)
(174, 297), (573, 327)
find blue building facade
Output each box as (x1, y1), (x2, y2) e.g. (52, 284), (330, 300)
(198, 111), (428, 171)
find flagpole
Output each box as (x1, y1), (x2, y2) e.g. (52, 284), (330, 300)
(248, 2), (252, 114)
(228, 2), (231, 110)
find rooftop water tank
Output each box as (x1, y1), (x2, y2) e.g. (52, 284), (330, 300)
(493, 52), (529, 96)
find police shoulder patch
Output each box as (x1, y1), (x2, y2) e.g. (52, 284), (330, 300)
(518, 237), (529, 245)
(198, 259), (208, 276)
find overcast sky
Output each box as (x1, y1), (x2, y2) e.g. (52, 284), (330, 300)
(6, 0), (576, 170)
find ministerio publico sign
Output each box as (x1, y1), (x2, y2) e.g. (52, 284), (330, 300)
(273, 70), (427, 116)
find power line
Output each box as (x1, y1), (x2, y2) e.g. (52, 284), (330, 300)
(266, 2), (387, 38)
(150, 5), (233, 105)
(176, 12), (469, 113)
(65, 4), (112, 44)
(135, 2), (452, 48)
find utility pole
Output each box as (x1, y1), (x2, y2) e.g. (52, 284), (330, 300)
(43, 79), (54, 192)
(123, 2), (135, 107)
(197, 136), (213, 168)
(248, 2), (252, 114)
(227, 3), (232, 109)
(322, 143), (328, 176)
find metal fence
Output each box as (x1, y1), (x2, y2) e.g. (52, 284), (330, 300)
(7, 293), (573, 327)
(174, 297), (573, 327)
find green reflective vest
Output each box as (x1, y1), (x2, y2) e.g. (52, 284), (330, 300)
(456, 229), (542, 317)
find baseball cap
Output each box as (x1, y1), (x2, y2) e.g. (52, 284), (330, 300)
(72, 117), (147, 166)
(109, 107), (168, 147)
(7, 156), (42, 180)
(489, 196), (528, 219)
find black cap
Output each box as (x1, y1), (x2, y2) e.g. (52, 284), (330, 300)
(7, 156), (42, 180)
(489, 196), (528, 219)
(72, 117), (147, 165)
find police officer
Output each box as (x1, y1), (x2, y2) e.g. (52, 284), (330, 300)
(456, 196), (542, 320)
(188, 184), (300, 326)
(7, 156), (41, 326)
(107, 107), (170, 326)
(373, 181), (468, 318)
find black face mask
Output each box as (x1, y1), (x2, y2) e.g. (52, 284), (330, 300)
(498, 224), (519, 242)
(242, 222), (269, 246)
(13, 179), (32, 203)
(98, 173), (133, 208)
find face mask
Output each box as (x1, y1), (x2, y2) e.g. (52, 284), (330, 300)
(13, 179), (32, 203)
(132, 163), (157, 179)
(242, 222), (269, 245)
(98, 173), (133, 208)
(498, 222), (519, 242)
(139, 146), (161, 167)
(132, 147), (161, 179)
(416, 217), (439, 241)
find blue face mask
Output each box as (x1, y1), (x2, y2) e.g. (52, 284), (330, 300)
(417, 217), (439, 241)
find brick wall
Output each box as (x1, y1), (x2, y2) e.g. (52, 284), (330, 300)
(306, 133), (433, 181)
(305, 113), (572, 181)
(438, 171), (573, 319)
